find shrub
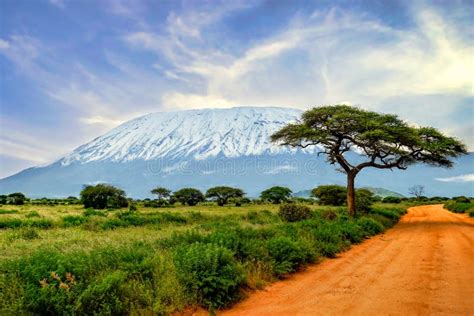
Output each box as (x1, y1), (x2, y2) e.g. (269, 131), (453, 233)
(80, 184), (128, 209)
(26, 218), (54, 229)
(320, 209), (339, 220)
(25, 211), (40, 218)
(469, 209), (474, 218)
(444, 201), (474, 213)
(357, 217), (384, 236)
(61, 215), (87, 227)
(311, 185), (346, 206)
(355, 189), (374, 213)
(278, 204), (311, 222)
(83, 208), (107, 217)
(174, 243), (245, 309)
(312, 222), (346, 257)
(382, 196), (402, 204)
(453, 196), (470, 203)
(267, 236), (312, 276)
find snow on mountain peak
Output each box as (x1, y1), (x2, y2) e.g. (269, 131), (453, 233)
(60, 106), (312, 165)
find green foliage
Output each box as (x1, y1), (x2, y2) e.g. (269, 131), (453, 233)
(83, 208), (107, 217)
(25, 211), (40, 218)
(150, 187), (172, 200)
(80, 184), (128, 209)
(311, 185), (346, 206)
(267, 236), (313, 276)
(355, 189), (374, 213)
(6, 193), (27, 205)
(356, 217), (385, 236)
(0, 209), (18, 215)
(260, 186), (292, 204)
(174, 243), (245, 309)
(206, 186), (245, 206)
(62, 215), (88, 227)
(278, 204), (311, 222)
(453, 196), (471, 203)
(382, 196), (402, 203)
(173, 188), (205, 206)
(444, 201), (474, 213)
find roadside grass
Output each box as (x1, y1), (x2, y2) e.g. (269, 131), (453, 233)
(0, 203), (407, 314)
(444, 201), (474, 215)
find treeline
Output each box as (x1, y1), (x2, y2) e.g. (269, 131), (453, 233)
(1, 184), (468, 209)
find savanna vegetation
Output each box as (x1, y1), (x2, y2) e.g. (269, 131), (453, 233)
(0, 185), (411, 314)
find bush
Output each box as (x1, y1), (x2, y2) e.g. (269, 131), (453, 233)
(83, 208), (107, 217)
(80, 184), (128, 209)
(6, 193), (27, 205)
(61, 215), (87, 227)
(267, 236), (312, 276)
(357, 217), (384, 236)
(25, 211), (40, 218)
(311, 185), (346, 206)
(444, 201), (474, 213)
(469, 209), (474, 218)
(355, 189), (374, 214)
(453, 196), (471, 203)
(278, 204), (311, 222)
(174, 243), (245, 309)
(312, 222), (346, 257)
(382, 196), (402, 204)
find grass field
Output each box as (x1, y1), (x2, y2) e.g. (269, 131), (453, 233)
(0, 202), (406, 314)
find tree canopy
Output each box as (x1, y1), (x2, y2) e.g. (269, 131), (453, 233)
(173, 188), (205, 206)
(80, 184), (128, 209)
(260, 186), (292, 204)
(272, 105), (467, 215)
(205, 186), (245, 206)
(151, 187), (172, 200)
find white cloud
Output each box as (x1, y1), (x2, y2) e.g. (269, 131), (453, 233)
(49, 0), (65, 9)
(436, 174), (474, 183)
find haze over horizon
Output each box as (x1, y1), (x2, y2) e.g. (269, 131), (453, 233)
(1, 0), (473, 179)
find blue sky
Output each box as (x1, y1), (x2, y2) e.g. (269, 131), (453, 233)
(0, 0), (473, 178)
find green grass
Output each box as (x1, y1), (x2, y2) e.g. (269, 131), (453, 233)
(0, 202), (407, 314)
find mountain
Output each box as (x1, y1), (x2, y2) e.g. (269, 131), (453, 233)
(1, 106), (473, 198)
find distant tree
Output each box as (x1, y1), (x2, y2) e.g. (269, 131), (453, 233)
(80, 184), (128, 209)
(408, 185), (425, 199)
(151, 187), (172, 201)
(260, 186), (292, 204)
(206, 186), (245, 206)
(272, 105), (467, 216)
(311, 185), (346, 206)
(173, 188), (205, 206)
(7, 192), (27, 205)
(0, 195), (7, 205)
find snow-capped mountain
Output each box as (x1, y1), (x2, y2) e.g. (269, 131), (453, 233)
(61, 107), (309, 165)
(1, 106), (473, 198)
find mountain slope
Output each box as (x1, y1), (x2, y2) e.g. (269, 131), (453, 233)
(60, 107), (309, 165)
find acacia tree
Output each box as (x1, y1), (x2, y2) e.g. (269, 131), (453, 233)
(271, 105), (466, 216)
(151, 187), (171, 201)
(206, 186), (244, 206)
(260, 186), (292, 204)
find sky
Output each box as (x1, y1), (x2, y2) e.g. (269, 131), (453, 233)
(0, 0), (473, 178)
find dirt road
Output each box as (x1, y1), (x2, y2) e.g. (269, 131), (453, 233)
(223, 205), (474, 316)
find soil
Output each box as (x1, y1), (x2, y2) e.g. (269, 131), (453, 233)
(221, 204), (474, 316)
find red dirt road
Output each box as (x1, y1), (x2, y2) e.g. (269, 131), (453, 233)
(222, 205), (474, 316)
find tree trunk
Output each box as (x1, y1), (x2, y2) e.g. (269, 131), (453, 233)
(347, 172), (356, 217)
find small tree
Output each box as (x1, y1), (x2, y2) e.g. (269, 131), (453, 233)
(151, 187), (171, 201)
(206, 186), (245, 206)
(173, 188), (205, 206)
(311, 185), (346, 206)
(408, 185), (425, 199)
(80, 184), (128, 209)
(260, 186), (292, 204)
(272, 105), (466, 216)
(7, 192), (27, 205)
